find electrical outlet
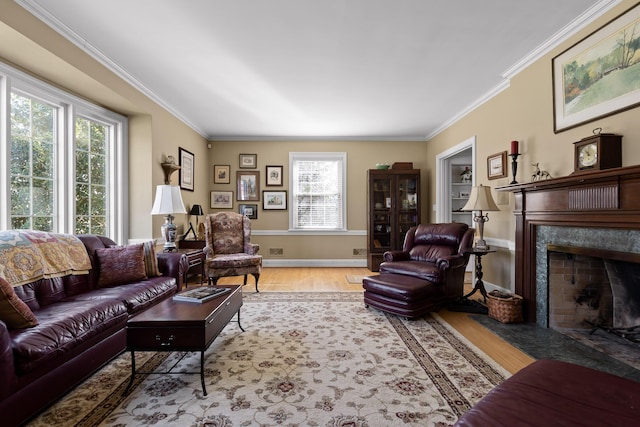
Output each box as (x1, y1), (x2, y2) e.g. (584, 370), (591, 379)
(269, 248), (283, 256)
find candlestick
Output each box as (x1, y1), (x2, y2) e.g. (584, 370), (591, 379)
(510, 140), (519, 155)
(509, 153), (520, 185)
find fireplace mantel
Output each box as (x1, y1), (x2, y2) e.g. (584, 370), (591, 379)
(497, 165), (640, 322)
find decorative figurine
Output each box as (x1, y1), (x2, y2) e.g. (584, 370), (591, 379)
(460, 166), (472, 183)
(531, 163), (552, 182)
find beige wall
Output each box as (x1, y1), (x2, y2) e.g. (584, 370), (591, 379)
(426, 0), (640, 290)
(0, 1), (210, 243)
(3, 0), (639, 271)
(209, 140), (427, 262)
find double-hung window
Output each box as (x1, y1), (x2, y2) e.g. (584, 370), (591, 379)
(1, 62), (128, 242)
(289, 152), (346, 231)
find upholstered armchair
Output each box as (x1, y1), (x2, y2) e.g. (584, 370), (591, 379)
(363, 222), (475, 318)
(203, 212), (262, 292)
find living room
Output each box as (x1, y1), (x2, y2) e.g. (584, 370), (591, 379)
(3, 1), (639, 287)
(2, 1), (640, 425)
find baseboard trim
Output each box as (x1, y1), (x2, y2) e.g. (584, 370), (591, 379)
(263, 259), (368, 268)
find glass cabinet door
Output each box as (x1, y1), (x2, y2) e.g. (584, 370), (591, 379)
(396, 175), (418, 245)
(372, 176), (391, 249)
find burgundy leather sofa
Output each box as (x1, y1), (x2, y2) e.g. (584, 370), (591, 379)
(363, 223), (475, 319)
(0, 234), (188, 427)
(455, 359), (640, 426)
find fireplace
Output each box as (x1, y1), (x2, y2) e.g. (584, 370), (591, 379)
(498, 165), (640, 325)
(546, 244), (640, 343)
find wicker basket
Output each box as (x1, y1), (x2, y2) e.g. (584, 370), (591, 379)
(487, 291), (523, 323)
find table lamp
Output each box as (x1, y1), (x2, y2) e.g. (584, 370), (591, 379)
(184, 204), (204, 240)
(461, 184), (499, 250)
(150, 185), (186, 251)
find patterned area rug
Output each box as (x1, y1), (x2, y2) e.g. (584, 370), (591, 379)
(28, 292), (508, 427)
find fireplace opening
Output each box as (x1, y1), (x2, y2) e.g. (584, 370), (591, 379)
(547, 244), (640, 369)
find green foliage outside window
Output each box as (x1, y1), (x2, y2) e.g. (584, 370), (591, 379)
(10, 93), (109, 235)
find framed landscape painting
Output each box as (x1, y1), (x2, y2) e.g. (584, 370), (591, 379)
(553, 4), (640, 132)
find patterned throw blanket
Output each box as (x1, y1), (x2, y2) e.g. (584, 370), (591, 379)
(0, 230), (91, 287)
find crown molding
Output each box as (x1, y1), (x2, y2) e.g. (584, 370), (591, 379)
(15, 0), (209, 138)
(428, 0), (621, 141)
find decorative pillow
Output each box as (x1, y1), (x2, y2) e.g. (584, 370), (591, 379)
(142, 240), (162, 277)
(0, 276), (39, 329)
(96, 243), (147, 287)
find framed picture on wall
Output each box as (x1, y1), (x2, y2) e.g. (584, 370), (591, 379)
(263, 191), (287, 210)
(265, 165), (283, 186)
(211, 191), (233, 209)
(239, 154), (257, 169)
(239, 204), (258, 219)
(213, 165), (230, 184)
(237, 171), (260, 201)
(179, 147), (194, 191)
(487, 151), (507, 180)
(552, 4), (640, 132)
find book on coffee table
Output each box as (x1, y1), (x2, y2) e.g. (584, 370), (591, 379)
(173, 286), (231, 303)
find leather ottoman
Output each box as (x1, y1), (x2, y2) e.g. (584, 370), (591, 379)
(363, 273), (447, 319)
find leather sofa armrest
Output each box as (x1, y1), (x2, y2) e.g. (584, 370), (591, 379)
(436, 254), (465, 270)
(157, 252), (189, 291)
(0, 321), (17, 399)
(383, 250), (410, 262)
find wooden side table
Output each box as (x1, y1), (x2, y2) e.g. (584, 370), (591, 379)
(178, 239), (205, 250)
(175, 248), (205, 287)
(462, 248), (496, 303)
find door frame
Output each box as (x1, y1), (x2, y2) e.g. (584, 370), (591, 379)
(435, 136), (476, 223)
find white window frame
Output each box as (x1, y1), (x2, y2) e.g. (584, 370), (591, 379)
(0, 61), (128, 243)
(289, 152), (347, 232)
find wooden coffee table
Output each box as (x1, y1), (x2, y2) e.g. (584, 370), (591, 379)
(124, 285), (244, 396)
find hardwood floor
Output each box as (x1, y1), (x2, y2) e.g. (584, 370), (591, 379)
(209, 267), (535, 374)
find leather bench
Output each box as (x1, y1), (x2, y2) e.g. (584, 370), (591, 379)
(455, 359), (640, 426)
(363, 273), (447, 319)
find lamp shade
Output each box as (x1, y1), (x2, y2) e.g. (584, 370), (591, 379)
(150, 185), (186, 215)
(461, 184), (499, 212)
(189, 204), (204, 216)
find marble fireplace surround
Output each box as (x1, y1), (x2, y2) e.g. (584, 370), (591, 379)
(537, 227), (640, 327)
(498, 165), (640, 325)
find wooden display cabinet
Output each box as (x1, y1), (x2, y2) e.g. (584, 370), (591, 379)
(367, 169), (421, 271)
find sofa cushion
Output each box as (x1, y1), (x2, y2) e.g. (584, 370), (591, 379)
(10, 298), (127, 374)
(0, 277), (38, 329)
(96, 244), (147, 287)
(70, 277), (177, 315)
(142, 241), (161, 277)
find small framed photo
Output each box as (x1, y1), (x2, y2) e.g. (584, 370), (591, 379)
(266, 165), (283, 186)
(179, 147), (194, 191)
(385, 197), (391, 208)
(239, 153), (257, 169)
(263, 190), (287, 210)
(237, 171), (260, 201)
(213, 165), (230, 184)
(239, 204), (258, 219)
(487, 151), (508, 180)
(211, 191), (233, 209)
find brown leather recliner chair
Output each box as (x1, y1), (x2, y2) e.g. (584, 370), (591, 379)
(363, 222), (475, 319)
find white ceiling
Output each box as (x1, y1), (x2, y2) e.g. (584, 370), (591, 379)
(19, 0), (615, 141)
